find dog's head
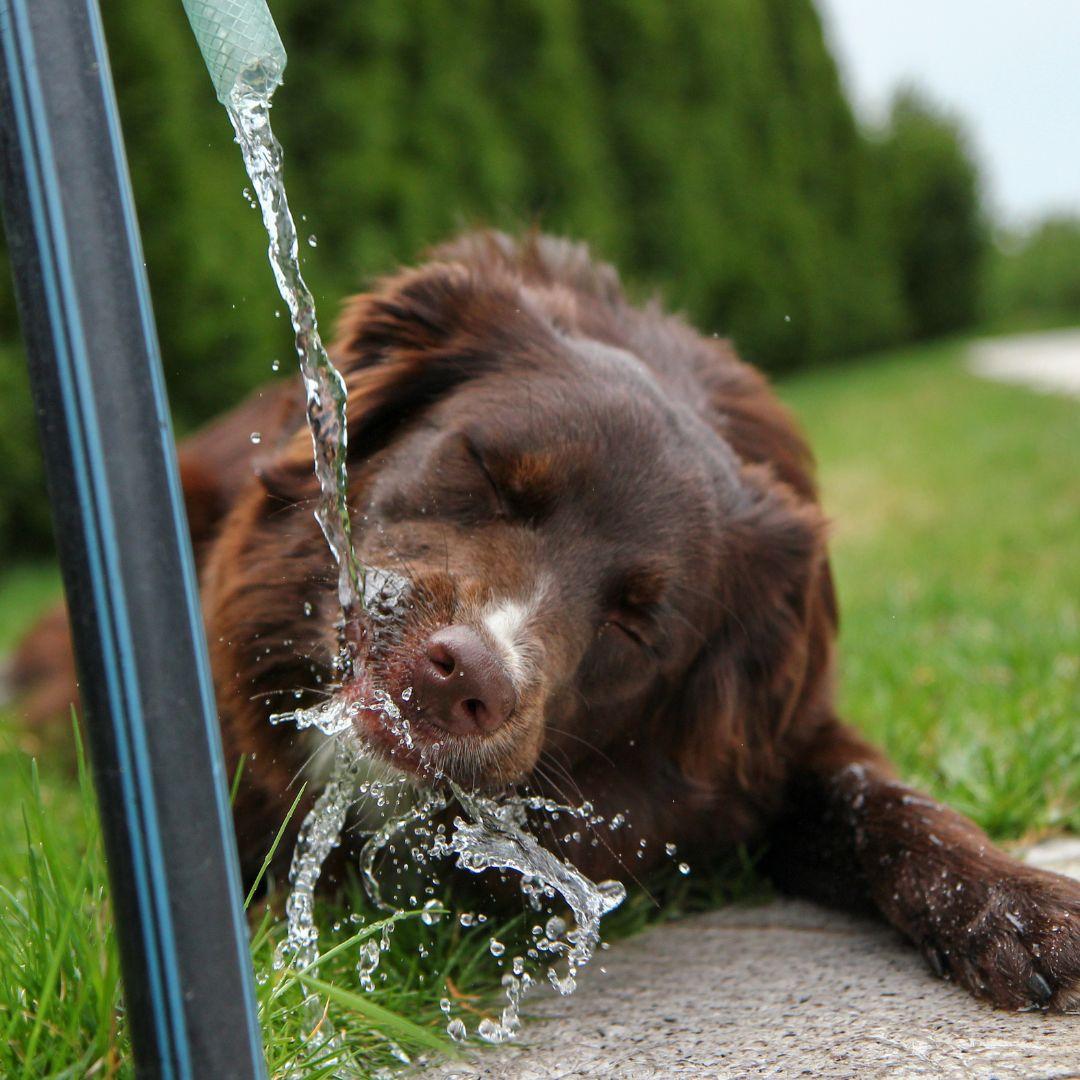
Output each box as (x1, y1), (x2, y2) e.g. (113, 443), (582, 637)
(234, 239), (829, 804)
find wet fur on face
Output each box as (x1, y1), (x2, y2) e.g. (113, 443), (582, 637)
(231, 238), (823, 795)
(14, 231), (1080, 1013)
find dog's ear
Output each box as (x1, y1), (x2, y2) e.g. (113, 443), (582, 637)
(178, 454), (229, 551)
(332, 263), (507, 448)
(670, 464), (833, 800)
(332, 262), (476, 372)
(332, 257), (557, 378)
(256, 260), (550, 505)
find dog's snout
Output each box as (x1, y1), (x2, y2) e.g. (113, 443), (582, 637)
(411, 625), (516, 736)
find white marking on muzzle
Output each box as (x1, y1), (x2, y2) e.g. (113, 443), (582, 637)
(481, 579), (548, 690)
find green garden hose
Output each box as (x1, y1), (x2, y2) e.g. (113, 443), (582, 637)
(182, 0), (286, 104)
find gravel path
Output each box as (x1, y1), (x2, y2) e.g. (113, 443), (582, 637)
(423, 844), (1080, 1078)
(969, 329), (1080, 397)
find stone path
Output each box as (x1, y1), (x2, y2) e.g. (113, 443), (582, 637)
(968, 329), (1080, 398)
(427, 842), (1080, 1079)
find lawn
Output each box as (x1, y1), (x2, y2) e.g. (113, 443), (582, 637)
(0, 336), (1076, 1075)
(785, 340), (1079, 839)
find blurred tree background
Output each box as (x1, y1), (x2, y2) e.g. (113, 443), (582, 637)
(988, 216), (1080, 330)
(0, 0), (1070, 561)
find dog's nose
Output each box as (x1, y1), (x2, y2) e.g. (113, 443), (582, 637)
(410, 625), (516, 736)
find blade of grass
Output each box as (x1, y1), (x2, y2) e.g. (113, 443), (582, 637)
(269, 909), (423, 1001)
(245, 782), (306, 909)
(230, 753), (248, 805)
(18, 850), (93, 1079)
(294, 973), (457, 1058)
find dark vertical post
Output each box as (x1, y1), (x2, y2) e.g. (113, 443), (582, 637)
(0, 0), (267, 1076)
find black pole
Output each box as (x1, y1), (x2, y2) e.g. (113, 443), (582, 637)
(0, 1), (267, 1076)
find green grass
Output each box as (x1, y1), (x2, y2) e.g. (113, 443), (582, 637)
(0, 727), (498, 1077)
(0, 335), (1077, 1074)
(781, 339), (1079, 839)
(0, 727), (761, 1078)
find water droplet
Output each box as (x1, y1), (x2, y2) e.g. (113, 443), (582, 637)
(421, 899), (443, 925)
(478, 1018), (508, 1043)
(489, 938), (505, 957)
(250, 431), (262, 444)
(386, 1039), (411, 1064)
(678, 862), (691, 875)
(356, 937), (381, 992)
(307, 234), (318, 248)
(597, 879), (626, 911)
(447, 1018), (467, 1042)
(303, 601), (313, 616)
(545, 915), (566, 940)
(665, 842), (677, 856)
(271, 359), (281, 372)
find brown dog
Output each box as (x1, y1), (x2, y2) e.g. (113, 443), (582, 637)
(13, 231), (1080, 1012)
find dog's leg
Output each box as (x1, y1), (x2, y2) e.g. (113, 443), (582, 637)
(765, 720), (1080, 1011)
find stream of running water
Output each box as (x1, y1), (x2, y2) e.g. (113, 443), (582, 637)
(224, 72), (626, 1062)
(227, 82), (364, 663)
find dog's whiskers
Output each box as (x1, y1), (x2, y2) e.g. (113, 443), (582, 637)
(543, 723), (619, 770)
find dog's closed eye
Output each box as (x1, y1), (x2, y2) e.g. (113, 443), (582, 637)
(463, 435), (511, 520)
(597, 566), (670, 655)
(599, 615), (652, 651)
(463, 434), (556, 526)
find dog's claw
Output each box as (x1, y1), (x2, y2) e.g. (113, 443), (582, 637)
(924, 945), (948, 979)
(1027, 971), (1054, 1005)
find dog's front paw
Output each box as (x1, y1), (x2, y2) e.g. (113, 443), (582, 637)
(921, 865), (1080, 1012)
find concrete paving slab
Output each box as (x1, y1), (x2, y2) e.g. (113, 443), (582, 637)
(969, 329), (1080, 398)
(426, 841), (1080, 1079)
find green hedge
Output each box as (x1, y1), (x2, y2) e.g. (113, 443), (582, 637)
(0, 0), (985, 558)
(870, 90), (986, 339)
(988, 215), (1080, 329)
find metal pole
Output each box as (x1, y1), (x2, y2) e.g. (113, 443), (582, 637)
(0, 0), (267, 1075)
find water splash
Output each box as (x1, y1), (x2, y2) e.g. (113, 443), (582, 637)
(226, 81), (364, 658)
(269, 694), (627, 1047)
(438, 785), (625, 1036)
(343, 762), (624, 1043)
(273, 740), (364, 972)
(269, 696), (356, 737)
(267, 565), (411, 741)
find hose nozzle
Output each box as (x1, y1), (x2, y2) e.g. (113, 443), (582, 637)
(182, 0), (287, 105)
